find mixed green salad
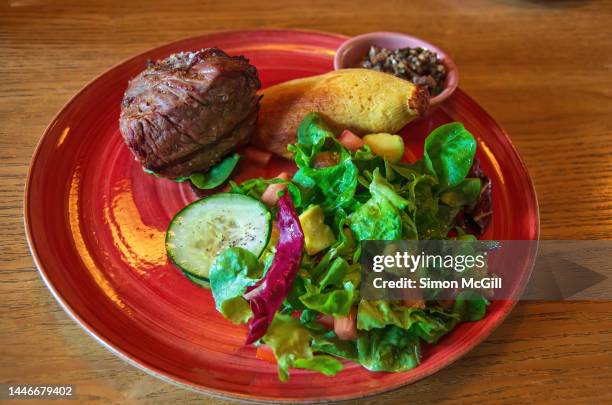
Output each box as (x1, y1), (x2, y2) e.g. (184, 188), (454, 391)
(165, 112), (491, 381)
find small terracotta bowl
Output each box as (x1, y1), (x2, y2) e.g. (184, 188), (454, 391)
(334, 31), (458, 107)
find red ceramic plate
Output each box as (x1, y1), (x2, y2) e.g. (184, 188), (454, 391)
(25, 30), (539, 402)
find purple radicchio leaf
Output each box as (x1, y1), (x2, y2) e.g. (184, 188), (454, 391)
(455, 158), (493, 236)
(243, 193), (304, 344)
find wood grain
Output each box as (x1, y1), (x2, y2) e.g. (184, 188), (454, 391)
(1, 0), (611, 403)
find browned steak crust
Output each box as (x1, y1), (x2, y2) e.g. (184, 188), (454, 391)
(120, 48), (260, 178)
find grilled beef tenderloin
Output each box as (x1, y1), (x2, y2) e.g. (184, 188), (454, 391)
(120, 48), (260, 179)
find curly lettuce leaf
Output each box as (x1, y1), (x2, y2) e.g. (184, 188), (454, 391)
(298, 257), (357, 317)
(409, 307), (462, 344)
(311, 330), (359, 361)
(350, 196), (402, 241)
(356, 326), (421, 372)
(310, 217), (356, 280)
(209, 247), (263, 324)
(292, 157), (358, 214)
(300, 280), (356, 318)
(357, 300), (460, 344)
(288, 112), (359, 214)
(310, 321), (422, 373)
(349, 169), (409, 241)
(357, 300), (421, 331)
(318, 256), (349, 289)
(262, 314), (343, 381)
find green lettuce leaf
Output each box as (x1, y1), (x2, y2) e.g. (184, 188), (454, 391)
(423, 122), (476, 190)
(440, 178), (482, 207)
(310, 217), (356, 278)
(349, 169), (410, 241)
(287, 112), (359, 214)
(357, 300), (420, 331)
(409, 307), (461, 344)
(300, 280), (356, 317)
(189, 153), (241, 189)
(230, 177), (302, 208)
(212, 116), (491, 381)
(416, 204), (462, 240)
(351, 192), (403, 240)
(298, 257), (357, 317)
(292, 157), (358, 214)
(144, 154), (241, 189)
(209, 247), (263, 324)
(452, 291), (489, 321)
(318, 256), (348, 288)
(311, 330), (359, 361)
(289, 112), (334, 168)
(352, 145), (385, 175)
(356, 326), (421, 372)
(357, 300), (461, 344)
(310, 321), (423, 373)
(262, 314), (343, 381)
(368, 168), (411, 210)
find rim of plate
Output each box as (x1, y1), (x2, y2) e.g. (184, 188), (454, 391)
(23, 29), (540, 403)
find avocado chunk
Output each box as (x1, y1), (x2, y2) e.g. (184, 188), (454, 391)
(363, 133), (405, 163)
(299, 205), (336, 255)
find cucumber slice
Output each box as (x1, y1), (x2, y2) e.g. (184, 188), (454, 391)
(182, 271), (210, 288)
(166, 193), (271, 283)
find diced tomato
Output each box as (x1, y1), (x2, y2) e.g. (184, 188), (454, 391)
(241, 146), (272, 166)
(316, 314), (335, 330)
(439, 299), (455, 310)
(402, 299), (426, 309)
(338, 129), (364, 151)
(261, 172), (290, 206)
(313, 151), (340, 168)
(255, 345), (277, 364)
(402, 289), (426, 309)
(334, 308), (358, 340)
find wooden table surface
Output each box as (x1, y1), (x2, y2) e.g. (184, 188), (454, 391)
(1, 0), (611, 403)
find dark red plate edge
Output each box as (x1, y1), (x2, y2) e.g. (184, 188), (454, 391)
(22, 29), (541, 404)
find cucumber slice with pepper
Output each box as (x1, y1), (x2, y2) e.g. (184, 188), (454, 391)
(166, 193), (271, 284)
